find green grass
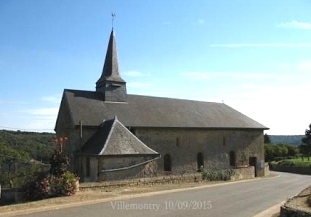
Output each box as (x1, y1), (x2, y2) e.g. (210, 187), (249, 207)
(274, 157), (311, 167)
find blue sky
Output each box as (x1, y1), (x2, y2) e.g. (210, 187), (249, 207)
(0, 0), (311, 135)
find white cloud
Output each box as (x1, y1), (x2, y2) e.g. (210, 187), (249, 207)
(127, 82), (152, 88)
(0, 107), (58, 132)
(191, 19), (205, 25)
(181, 72), (212, 80)
(222, 82), (311, 135)
(297, 60), (311, 71)
(277, 20), (311, 30)
(41, 96), (61, 104)
(197, 19), (205, 25)
(162, 21), (173, 25)
(209, 43), (311, 48)
(124, 70), (147, 77)
(19, 107), (59, 132)
(179, 66), (311, 135)
(181, 71), (275, 81)
(29, 107), (59, 116)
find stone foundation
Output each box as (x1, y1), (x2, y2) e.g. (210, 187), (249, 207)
(79, 167), (256, 189)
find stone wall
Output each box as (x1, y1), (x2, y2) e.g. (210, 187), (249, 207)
(136, 128), (265, 176)
(79, 167), (255, 189)
(280, 206), (311, 217)
(0, 188), (24, 205)
(79, 155), (159, 182)
(280, 185), (311, 217)
(60, 125), (265, 181)
(100, 155), (159, 181)
(270, 165), (311, 175)
(264, 163), (270, 176)
(231, 166), (255, 180)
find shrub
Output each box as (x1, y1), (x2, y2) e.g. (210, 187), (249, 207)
(23, 171), (79, 200)
(23, 150), (79, 201)
(50, 171), (78, 196)
(278, 159), (295, 166)
(23, 172), (51, 201)
(201, 169), (235, 181)
(49, 150), (69, 176)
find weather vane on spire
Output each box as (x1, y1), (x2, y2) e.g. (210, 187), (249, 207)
(111, 12), (116, 29)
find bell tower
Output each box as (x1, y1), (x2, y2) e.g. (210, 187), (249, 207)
(96, 29), (127, 102)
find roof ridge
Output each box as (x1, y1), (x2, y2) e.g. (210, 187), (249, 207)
(99, 119), (116, 155)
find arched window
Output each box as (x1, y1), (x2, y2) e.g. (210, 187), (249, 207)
(164, 154), (172, 171)
(229, 151), (236, 167)
(197, 152), (204, 170)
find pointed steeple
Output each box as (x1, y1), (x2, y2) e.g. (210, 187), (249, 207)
(96, 29), (127, 102)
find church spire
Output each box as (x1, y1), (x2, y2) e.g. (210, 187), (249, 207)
(96, 29), (127, 102)
(97, 29), (125, 84)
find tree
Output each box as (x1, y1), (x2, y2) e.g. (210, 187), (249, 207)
(287, 145), (299, 157)
(300, 124), (311, 156)
(0, 143), (31, 187)
(264, 143), (274, 162)
(264, 134), (271, 144)
(264, 143), (299, 162)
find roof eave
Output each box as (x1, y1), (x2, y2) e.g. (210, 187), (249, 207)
(74, 124), (269, 130)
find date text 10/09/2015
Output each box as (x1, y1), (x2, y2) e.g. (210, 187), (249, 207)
(111, 200), (212, 212)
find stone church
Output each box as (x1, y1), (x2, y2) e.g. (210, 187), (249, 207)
(55, 29), (268, 182)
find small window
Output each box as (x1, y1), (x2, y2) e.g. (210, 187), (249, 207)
(164, 154), (172, 171)
(176, 137), (179, 147)
(197, 152), (204, 170)
(229, 151), (236, 167)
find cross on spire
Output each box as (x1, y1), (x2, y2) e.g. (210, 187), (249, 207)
(111, 12), (116, 29)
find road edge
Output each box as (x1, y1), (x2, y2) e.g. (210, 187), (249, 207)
(0, 173), (281, 217)
(253, 201), (284, 217)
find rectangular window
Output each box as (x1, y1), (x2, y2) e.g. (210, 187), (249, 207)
(229, 151), (236, 167)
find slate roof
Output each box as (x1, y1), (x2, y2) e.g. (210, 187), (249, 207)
(61, 89), (268, 130)
(81, 117), (159, 155)
(96, 29), (125, 85)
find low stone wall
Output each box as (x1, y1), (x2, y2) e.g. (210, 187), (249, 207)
(280, 185), (311, 217)
(80, 167), (255, 189)
(80, 173), (203, 189)
(270, 164), (311, 175)
(0, 188), (24, 205)
(280, 205), (311, 217)
(231, 166), (255, 180)
(264, 163), (270, 176)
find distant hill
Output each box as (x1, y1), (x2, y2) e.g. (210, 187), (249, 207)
(0, 130), (56, 163)
(269, 135), (304, 146)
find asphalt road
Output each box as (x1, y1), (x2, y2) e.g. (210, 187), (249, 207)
(11, 172), (311, 217)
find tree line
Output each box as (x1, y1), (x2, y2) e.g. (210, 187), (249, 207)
(0, 130), (55, 163)
(264, 124), (311, 162)
(0, 130), (55, 188)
